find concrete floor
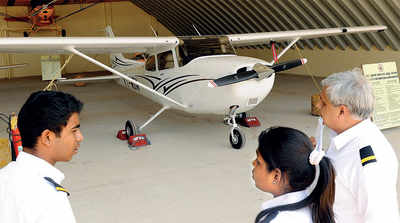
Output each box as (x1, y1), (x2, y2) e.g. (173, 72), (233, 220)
(0, 74), (399, 223)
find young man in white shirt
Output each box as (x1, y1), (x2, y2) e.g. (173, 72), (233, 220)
(318, 70), (399, 222)
(0, 90), (84, 223)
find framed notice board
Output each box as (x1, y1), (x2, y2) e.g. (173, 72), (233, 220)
(362, 62), (400, 130)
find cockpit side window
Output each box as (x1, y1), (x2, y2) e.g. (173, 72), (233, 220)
(145, 55), (156, 71)
(157, 50), (174, 70)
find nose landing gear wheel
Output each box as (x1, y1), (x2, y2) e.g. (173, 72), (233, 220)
(229, 127), (245, 149)
(125, 120), (138, 138)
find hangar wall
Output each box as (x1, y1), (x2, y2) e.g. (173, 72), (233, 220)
(0, 1), (173, 79)
(0, 1), (399, 79)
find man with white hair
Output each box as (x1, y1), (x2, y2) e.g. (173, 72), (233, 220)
(318, 69), (399, 222)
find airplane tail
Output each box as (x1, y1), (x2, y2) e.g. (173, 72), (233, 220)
(105, 26), (145, 70)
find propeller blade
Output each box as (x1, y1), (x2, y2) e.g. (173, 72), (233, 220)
(209, 59), (307, 88)
(208, 70), (258, 88)
(271, 58), (307, 73)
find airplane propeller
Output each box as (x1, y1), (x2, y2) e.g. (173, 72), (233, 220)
(208, 58), (307, 88)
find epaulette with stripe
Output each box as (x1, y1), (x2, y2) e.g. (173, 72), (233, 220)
(359, 145), (377, 167)
(44, 177), (70, 196)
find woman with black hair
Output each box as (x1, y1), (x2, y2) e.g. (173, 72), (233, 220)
(252, 127), (335, 223)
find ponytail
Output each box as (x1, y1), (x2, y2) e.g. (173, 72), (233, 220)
(311, 157), (335, 223)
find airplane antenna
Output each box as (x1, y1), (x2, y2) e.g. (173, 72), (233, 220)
(192, 24), (201, 36)
(150, 25), (158, 37)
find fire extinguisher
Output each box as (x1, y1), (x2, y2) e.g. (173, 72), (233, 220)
(10, 114), (22, 160)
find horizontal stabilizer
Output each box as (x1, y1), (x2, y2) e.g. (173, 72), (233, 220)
(56, 75), (120, 84)
(0, 63), (28, 70)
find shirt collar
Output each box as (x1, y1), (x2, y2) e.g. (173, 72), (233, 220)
(332, 119), (372, 151)
(261, 190), (308, 210)
(17, 151), (65, 183)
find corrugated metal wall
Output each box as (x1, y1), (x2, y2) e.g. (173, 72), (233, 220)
(131, 0), (400, 51)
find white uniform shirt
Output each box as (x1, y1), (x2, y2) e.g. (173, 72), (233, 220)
(259, 190), (312, 223)
(326, 119), (399, 223)
(0, 151), (76, 223)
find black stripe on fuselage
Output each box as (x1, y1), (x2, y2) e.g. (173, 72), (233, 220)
(113, 60), (132, 66)
(154, 75), (199, 91)
(113, 57), (138, 67)
(127, 74), (211, 96)
(143, 75), (161, 80)
(162, 79), (187, 94)
(115, 57), (130, 65)
(135, 75), (156, 88)
(165, 79), (213, 96)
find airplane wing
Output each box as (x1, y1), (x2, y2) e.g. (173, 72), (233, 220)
(0, 36), (179, 54)
(227, 26), (386, 47)
(0, 36), (185, 109)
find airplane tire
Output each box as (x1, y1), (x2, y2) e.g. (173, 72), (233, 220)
(61, 29), (67, 37)
(125, 120), (137, 138)
(23, 32), (29, 37)
(229, 127), (245, 149)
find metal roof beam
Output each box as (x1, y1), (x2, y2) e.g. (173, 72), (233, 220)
(214, 0), (261, 49)
(311, 0), (355, 50)
(369, 0), (400, 45)
(275, 0), (323, 49)
(252, 1), (294, 49)
(177, 0), (214, 35)
(262, 0), (311, 49)
(131, 0), (182, 36)
(295, 0), (346, 50)
(193, 0), (236, 34)
(354, 0), (399, 50)
(323, 0), (362, 50)
(230, 1), (265, 33)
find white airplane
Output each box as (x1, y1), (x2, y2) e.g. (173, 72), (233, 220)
(0, 25), (386, 149)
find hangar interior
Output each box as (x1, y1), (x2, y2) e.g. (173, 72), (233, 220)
(0, 1), (399, 223)
(0, 0), (399, 78)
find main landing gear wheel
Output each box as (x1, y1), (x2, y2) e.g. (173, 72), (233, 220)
(61, 29), (67, 37)
(225, 105), (246, 149)
(125, 120), (138, 138)
(229, 127), (246, 149)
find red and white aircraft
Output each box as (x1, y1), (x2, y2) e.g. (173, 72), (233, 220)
(0, 25), (386, 148)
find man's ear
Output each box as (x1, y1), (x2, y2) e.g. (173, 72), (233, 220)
(39, 129), (55, 147)
(338, 105), (347, 117)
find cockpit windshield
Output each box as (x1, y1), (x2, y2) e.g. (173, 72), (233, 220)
(177, 36), (235, 66)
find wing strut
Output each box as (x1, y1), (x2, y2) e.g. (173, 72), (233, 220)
(270, 37), (300, 65)
(66, 47), (187, 109)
